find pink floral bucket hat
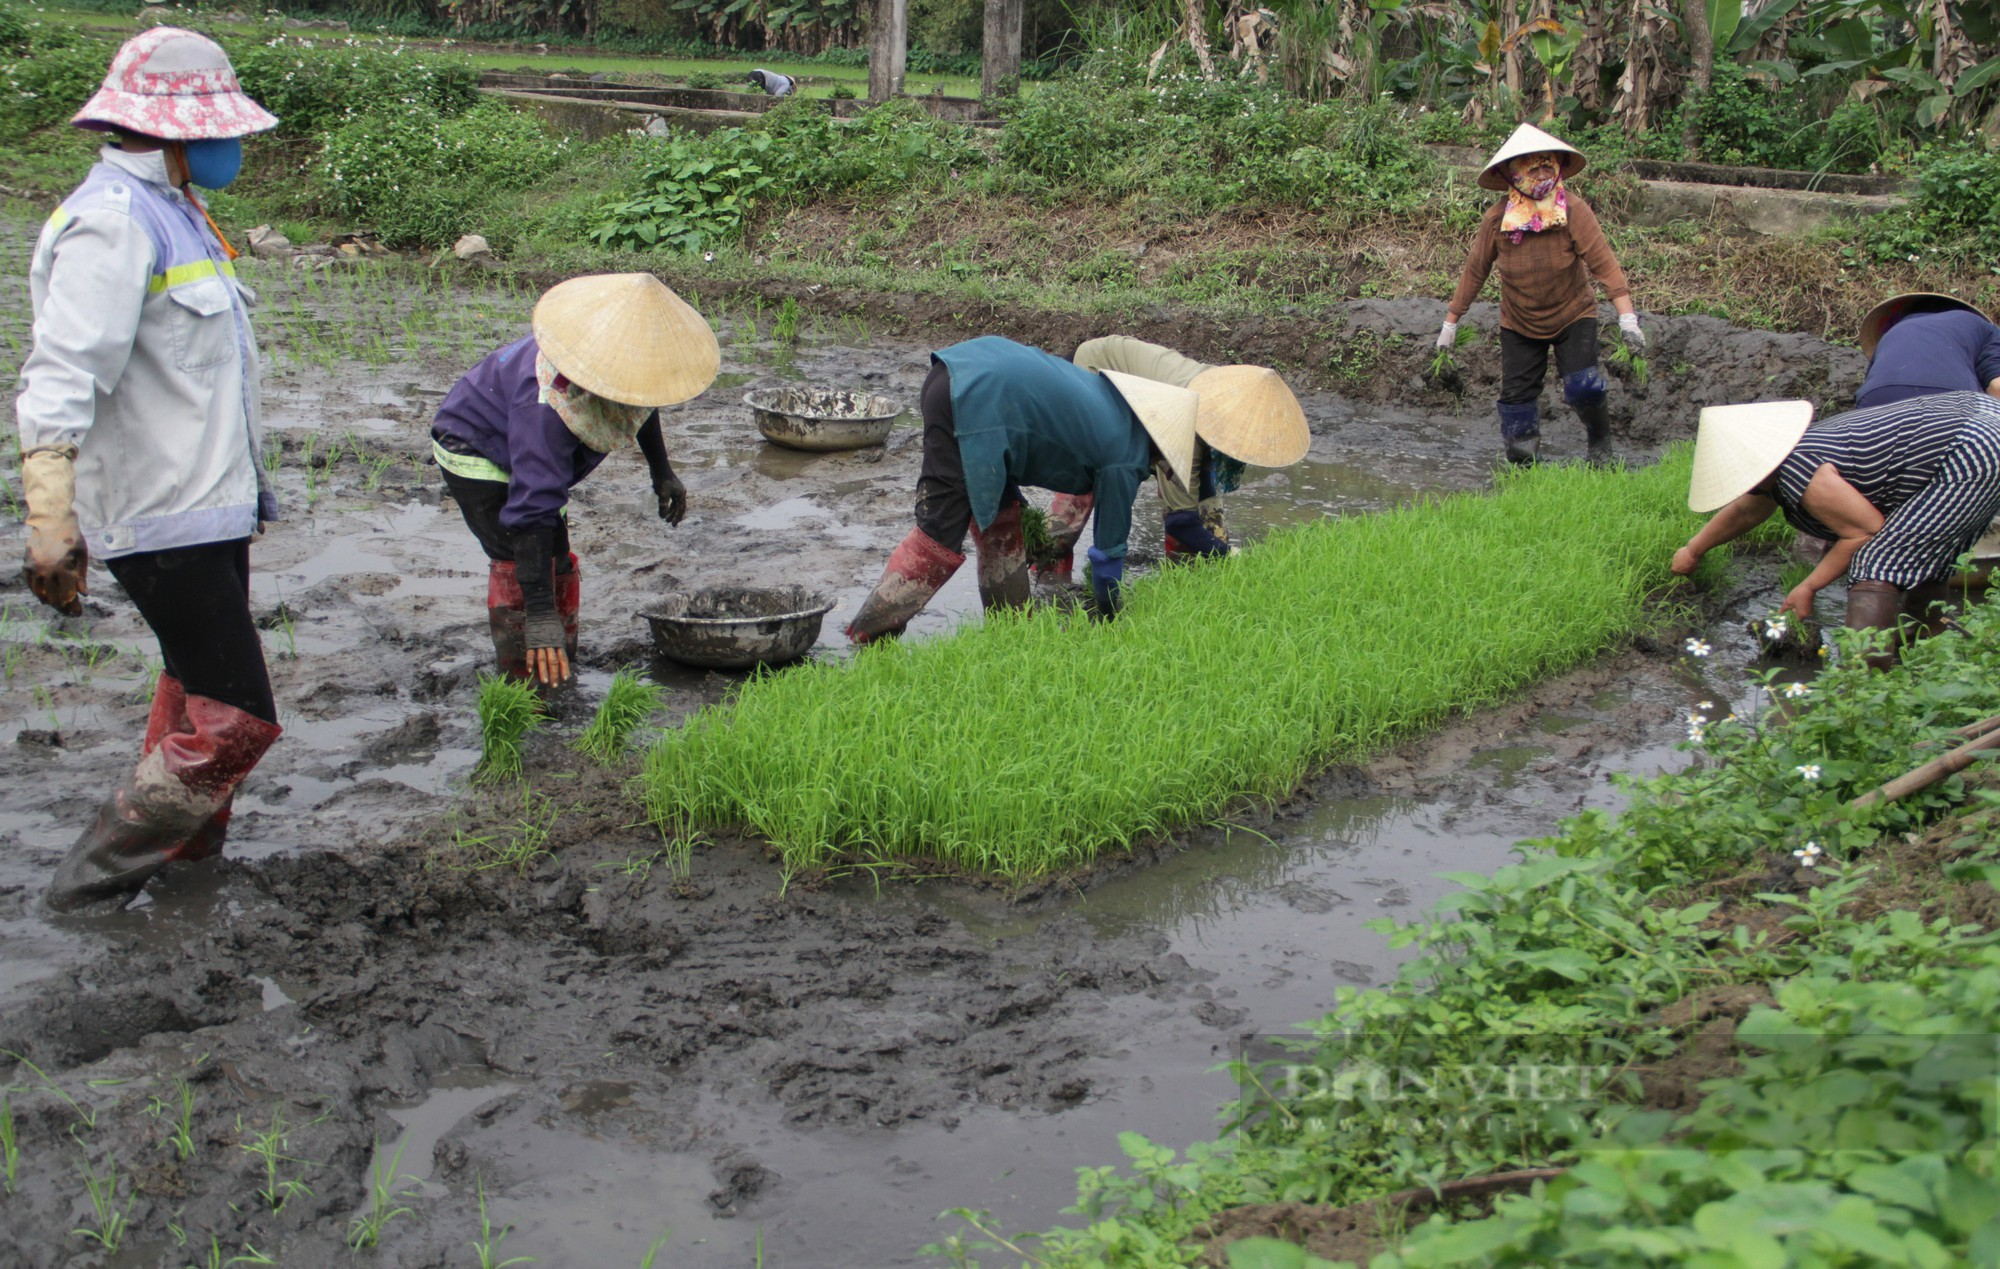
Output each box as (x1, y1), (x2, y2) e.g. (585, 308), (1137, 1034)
(72, 27), (279, 141)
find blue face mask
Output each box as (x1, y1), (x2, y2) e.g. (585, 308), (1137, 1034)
(181, 138), (243, 190)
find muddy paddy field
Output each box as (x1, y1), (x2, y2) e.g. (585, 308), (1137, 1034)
(0, 210), (1865, 1266)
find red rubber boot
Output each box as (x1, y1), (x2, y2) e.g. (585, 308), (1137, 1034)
(487, 560), (530, 681)
(46, 695), (282, 913)
(969, 503), (1031, 613)
(1035, 493), (1094, 585)
(846, 527), (966, 645)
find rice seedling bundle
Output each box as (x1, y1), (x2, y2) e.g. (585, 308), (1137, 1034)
(576, 669), (667, 764)
(476, 674), (544, 783)
(642, 454), (1712, 877)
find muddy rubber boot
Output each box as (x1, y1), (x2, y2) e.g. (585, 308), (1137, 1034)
(1844, 579), (1907, 671)
(1035, 493), (1093, 586)
(1498, 401), (1540, 467)
(969, 503), (1031, 613)
(487, 560), (531, 681)
(555, 553), (581, 662)
(139, 672), (228, 861)
(846, 527), (965, 645)
(46, 695), (282, 913)
(1575, 400), (1614, 468)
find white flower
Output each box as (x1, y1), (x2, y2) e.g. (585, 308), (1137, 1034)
(1764, 617), (1788, 640)
(1686, 720), (1706, 743)
(1796, 763), (1822, 781)
(1697, 700), (1714, 713)
(703, 252), (715, 262)
(1793, 841), (1823, 868)
(1782, 682), (1811, 699)
(1684, 638), (1712, 658)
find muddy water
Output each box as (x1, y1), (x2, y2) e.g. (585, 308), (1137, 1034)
(0, 215), (1816, 1267)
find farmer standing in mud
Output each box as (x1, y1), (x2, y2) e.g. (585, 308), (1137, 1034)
(15, 29), (285, 912)
(1034, 335), (1310, 585)
(1438, 123), (1643, 467)
(1673, 394), (2000, 668)
(433, 274), (718, 688)
(846, 335), (1208, 640)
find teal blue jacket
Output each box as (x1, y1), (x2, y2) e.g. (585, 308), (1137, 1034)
(934, 336), (1153, 560)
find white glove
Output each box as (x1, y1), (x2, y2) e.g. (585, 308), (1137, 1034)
(1618, 312), (1645, 347)
(1436, 320), (1458, 350)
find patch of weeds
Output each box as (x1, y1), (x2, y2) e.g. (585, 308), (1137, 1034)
(475, 674), (546, 783)
(575, 670), (666, 765)
(187, 1237), (277, 1268)
(471, 1173), (535, 1268)
(457, 787), (562, 875)
(772, 295), (801, 346)
(347, 1138), (421, 1250)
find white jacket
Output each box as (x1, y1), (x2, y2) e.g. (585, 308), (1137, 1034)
(15, 146), (269, 559)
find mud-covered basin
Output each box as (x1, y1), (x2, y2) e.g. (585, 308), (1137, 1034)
(640, 584), (836, 669)
(745, 387), (900, 451)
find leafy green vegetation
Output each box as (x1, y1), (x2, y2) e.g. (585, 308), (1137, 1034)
(642, 454), (1719, 879)
(575, 669), (666, 764)
(934, 600), (2000, 1267)
(475, 674), (545, 784)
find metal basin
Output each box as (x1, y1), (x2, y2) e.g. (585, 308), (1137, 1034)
(640, 584), (835, 670)
(745, 387), (899, 451)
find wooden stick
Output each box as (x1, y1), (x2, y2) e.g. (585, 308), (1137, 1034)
(1957, 713), (2000, 741)
(1851, 727), (2000, 809)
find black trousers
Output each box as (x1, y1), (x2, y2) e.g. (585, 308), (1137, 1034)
(106, 538), (276, 724)
(437, 465), (573, 565)
(1499, 318), (1599, 405)
(914, 362), (1021, 552)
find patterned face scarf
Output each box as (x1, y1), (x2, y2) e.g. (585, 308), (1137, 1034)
(1499, 152), (1568, 245)
(535, 354), (652, 454)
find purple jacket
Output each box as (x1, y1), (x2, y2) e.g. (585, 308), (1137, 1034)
(433, 335), (613, 531)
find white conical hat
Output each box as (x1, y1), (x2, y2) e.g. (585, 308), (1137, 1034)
(1688, 401), (1815, 512)
(1478, 123), (1586, 192)
(1187, 364), (1310, 467)
(1101, 371), (1198, 490)
(532, 273), (719, 407)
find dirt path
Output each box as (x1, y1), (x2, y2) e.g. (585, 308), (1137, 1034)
(0, 217), (1817, 1266)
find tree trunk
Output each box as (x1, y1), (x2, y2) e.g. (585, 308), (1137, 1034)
(1680, 0), (1712, 156)
(868, 0), (908, 102)
(980, 0), (1025, 98)
(1502, 2), (1522, 100)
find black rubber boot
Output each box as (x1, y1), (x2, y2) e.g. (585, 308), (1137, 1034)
(1844, 579), (1906, 671)
(1575, 400), (1614, 467)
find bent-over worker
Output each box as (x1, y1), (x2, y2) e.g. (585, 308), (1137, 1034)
(17, 28), (284, 912)
(846, 336), (1203, 641)
(1439, 123), (1641, 466)
(747, 68), (794, 97)
(1672, 392), (2000, 667)
(1037, 335), (1310, 583)
(1855, 293), (2000, 410)
(433, 274), (718, 687)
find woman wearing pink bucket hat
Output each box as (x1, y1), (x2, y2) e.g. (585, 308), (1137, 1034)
(15, 28), (281, 912)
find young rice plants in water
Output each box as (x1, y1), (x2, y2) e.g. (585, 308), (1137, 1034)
(643, 454), (1720, 878)
(575, 669), (666, 765)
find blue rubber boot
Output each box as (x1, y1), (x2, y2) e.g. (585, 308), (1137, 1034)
(1563, 366), (1613, 467)
(1497, 401), (1540, 466)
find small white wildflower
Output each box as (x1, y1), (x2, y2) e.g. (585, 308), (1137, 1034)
(1686, 720), (1706, 743)
(1796, 763), (1822, 781)
(1782, 682), (1811, 699)
(1764, 617), (1788, 640)
(1793, 841), (1823, 868)
(1697, 700), (1714, 713)
(1685, 638), (1712, 658)
(703, 251), (715, 262)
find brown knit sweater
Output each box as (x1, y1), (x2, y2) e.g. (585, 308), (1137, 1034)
(1446, 194), (1631, 340)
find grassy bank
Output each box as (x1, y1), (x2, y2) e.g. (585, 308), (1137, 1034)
(933, 597), (2000, 1267)
(642, 455), (1721, 879)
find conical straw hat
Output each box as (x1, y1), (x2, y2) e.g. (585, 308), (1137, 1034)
(1688, 400), (1815, 512)
(1187, 364), (1310, 467)
(532, 274), (719, 407)
(1478, 122), (1586, 192)
(1101, 370), (1198, 490)
(1857, 292), (1984, 357)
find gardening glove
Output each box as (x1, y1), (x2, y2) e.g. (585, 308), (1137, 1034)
(523, 610), (571, 687)
(655, 471), (687, 527)
(21, 445), (87, 617)
(1086, 546), (1124, 621)
(1618, 312), (1646, 347)
(1436, 319), (1458, 350)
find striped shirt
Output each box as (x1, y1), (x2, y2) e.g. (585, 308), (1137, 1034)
(1773, 391), (2000, 587)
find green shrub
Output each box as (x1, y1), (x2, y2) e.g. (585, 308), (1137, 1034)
(590, 127), (776, 251)
(0, 21), (112, 143)
(758, 97), (984, 195)
(231, 37), (479, 137)
(319, 98), (570, 247)
(1863, 141), (2000, 262)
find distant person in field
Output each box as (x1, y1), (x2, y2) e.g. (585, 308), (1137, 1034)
(1036, 336), (1309, 585)
(747, 68), (794, 97)
(1439, 123), (1643, 467)
(1673, 395), (2000, 667)
(17, 28), (285, 913)
(1855, 293), (2000, 409)
(432, 275), (716, 690)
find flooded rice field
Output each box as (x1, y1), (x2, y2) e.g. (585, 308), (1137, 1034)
(0, 211), (1833, 1266)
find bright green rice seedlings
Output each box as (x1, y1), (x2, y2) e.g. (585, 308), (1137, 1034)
(347, 1138), (421, 1250)
(1427, 321), (1478, 380)
(143, 1077), (196, 1162)
(1019, 504), (1059, 565)
(1607, 337), (1650, 388)
(236, 1106), (316, 1213)
(575, 670), (667, 765)
(71, 1154), (132, 1252)
(0, 1096), (17, 1193)
(641, 452), (1728, 879)
(476, 674), (546, 783)
(773, 297), (801, 346)
(472, 1173), (535, 1269)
